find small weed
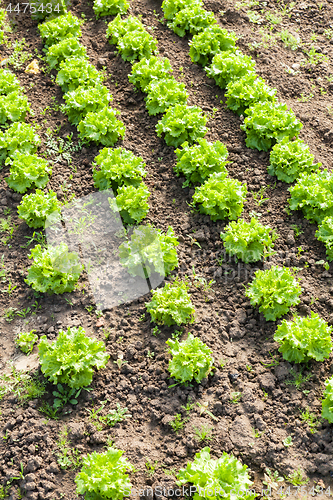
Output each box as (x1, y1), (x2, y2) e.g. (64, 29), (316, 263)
(193, 424), (213, 442)
(152, 326), (161, 337)
(101, 403), (131, 427)
(291, 224), (303, 238)
(252, 186), (269, 207)
(263, 468), (284, 490)
(56, 426), (82, 470)
(300, 407), (320, 434)
(280, 30), (301, 50)
(145, 459), (159, 477)
(286, 367), (312, 389)
(230, 391), (242, 404)
(7, 38), (32, 69)
(286, 468), (309, 486)
(170, 413), (186, 433)
(283, 435), (293, 447)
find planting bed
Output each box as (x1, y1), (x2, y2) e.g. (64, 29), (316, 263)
(0, 0), (333, 498)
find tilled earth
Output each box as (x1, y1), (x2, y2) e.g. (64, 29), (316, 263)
(0, 0), (333, 498)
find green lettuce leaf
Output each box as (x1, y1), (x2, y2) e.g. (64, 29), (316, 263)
(93, 146), (146, 191)
(167, 333), (214, 384)
(146, 278), (195, 326)
(176, 447), (256, 500)
(322, 376), (333, 423)
(109, 182), (150, 224)
(193, 172), (247, 221)
(0, 122), (40, 163)
(225, 73), (277, 115)
(77, 107), (125, 146)
(0, 68), (21, 94)
(205, 50), (255, 89)
(156, 104), (208, 147)
(162, 0), (202, 20)
(274, 311), (332, 363)
(5, 153), (52, 193)
(241, 102), (303, 152)
(93, 0), (129, 18)
(56, 57), (103, 92)
(39, 11), (83, 47)
(31, 0), (67, 21)
(129, 56), (173, 92)
(288, 169), (333, 223)
(0, 91), (32, 124)
(39, 326), (109, 388)
(106, 15), (157, 61)
(190, 25), (238, 66)
(145, 78), (188, 115)
(169, 6), (216, 37)
(75, 448), (133, 499)
(268, 137), (320, 183)
(119, 225), (179, 278)
(221, 217), (277, 263)
(316, 216), (333, 261)
(245, 265), (302, 321)
(62, 84), (112, 125)
(174, 138), (229, 186)
(18, 189), (61, 228)
(25, 242), (83, 294)
(46, 37), (88, 69)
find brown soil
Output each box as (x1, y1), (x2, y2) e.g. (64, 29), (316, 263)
(1, 0), (333, 498)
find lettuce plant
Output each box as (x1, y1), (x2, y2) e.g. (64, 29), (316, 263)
(268, 137), (321, 183)
(16, 330), (38, 355)
(5, 153), (52, 194)
(288, 169), (333, 223)
(0, 69), (21, 95)
(0, 92), (32, 124)
(25, 242), (83, 294)
(129, 56), (173, 91)
(146, 279), (195, 326)
(0, 122), (40, 163)
(145, 78), (188, 115)
(174, 138), (229, 186)
(38, 12), (84, 47)
(205, 50), (255, 89)
(78, 107), (126, 146)
(46, 37), (88, 69)
(106, 14), (143, 45)
(75, 448), (133, 499)
(162, 0), (202, 19)
(18, 190), (61, 228)
(56, 57), (103, 92)
(316, 217), (333, 261)
(166, 333), (213, 384)
(109, 183), (150, 224)
(221, 218), (277, 263)
(93, 147), (146, 191)
(189, 26), (238, 66)
(225, 73), (277, 115)
(117, 29), (158, 62)
(156, 104), (208, 147)
(93, 0), (129, 18)
(176, 447), (255, 500)
(31, 0), (67, 21)
(322, 377), (333, 423)
(39, 326), (109, 389)
(245, 265), (302, 321)
(274, 312), (332, 363)
(119, 225), (179, 278)
(0, 8), (6, 43)
(241, 102), (303, 152)
(193, 172), (247, 221)
(62, 84), (112, 125)
(107, 15), (157, 61)
(169, 6), (216, 37)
